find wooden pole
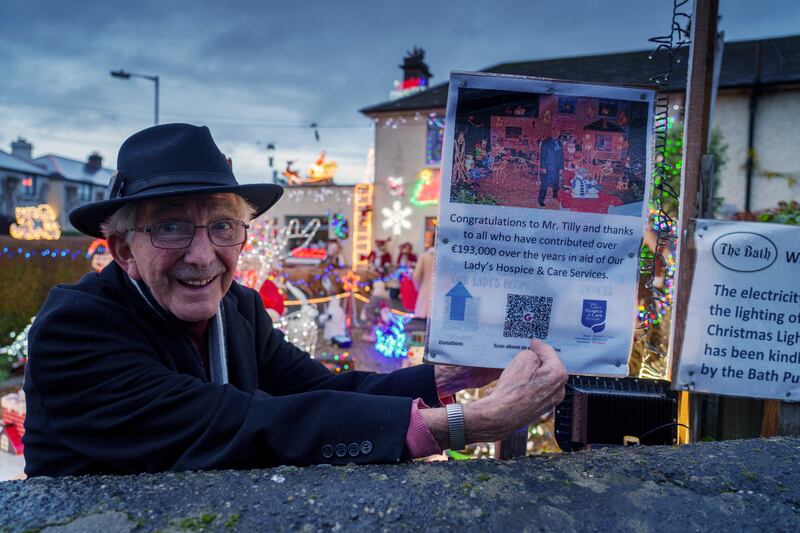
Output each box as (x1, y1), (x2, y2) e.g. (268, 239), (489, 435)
(761, 400), (781, 437)
(668, 0), (719, 443)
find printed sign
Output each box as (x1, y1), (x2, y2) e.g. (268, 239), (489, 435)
(425, 72), (654, 375)
(675, 219), (800, 401)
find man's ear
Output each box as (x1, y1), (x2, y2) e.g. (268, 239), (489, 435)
(107, 233), (141, 279)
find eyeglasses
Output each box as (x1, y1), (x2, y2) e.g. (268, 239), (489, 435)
(133, 220), (249, 249)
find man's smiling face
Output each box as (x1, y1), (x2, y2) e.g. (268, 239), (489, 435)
(117, 193), (247, 323)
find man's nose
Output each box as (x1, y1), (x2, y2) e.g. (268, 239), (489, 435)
(183, 226), (216, 264)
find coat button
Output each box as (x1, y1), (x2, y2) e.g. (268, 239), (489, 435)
(360, 440), (373, 455)
(335, 443), (348, 457)
(321, 444), (334, 459)
(348, 443), (360, 457)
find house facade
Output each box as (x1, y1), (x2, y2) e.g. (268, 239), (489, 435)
(254, 184), (360, 267)
(0, 138), (113, 235)
(360, 35), (800, 258)
(0, 142), (54, 234)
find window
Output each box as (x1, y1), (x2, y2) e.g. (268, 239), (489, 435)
(78, 184), (91, 202)
(426, 117), (445, 165)
(65, 186), (77, 204)
(505, 126), (522, 140)
(21, 176), (36, 196)
(595, 134), (613, 151)
(424, 217), (438, 249)
(597, 100), (618, 119)
(558, 97), (576, 114)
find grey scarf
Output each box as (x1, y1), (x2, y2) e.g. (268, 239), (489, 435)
(129, 276), (229, 384)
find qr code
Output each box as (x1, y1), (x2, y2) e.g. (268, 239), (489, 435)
(503, 294), (553, 339)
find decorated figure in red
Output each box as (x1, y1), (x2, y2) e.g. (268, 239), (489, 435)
(364, 238), (392, 275)
(396, 242), (417, 270)
(258, 279), (285, 321)
(87, 239), (113, 273)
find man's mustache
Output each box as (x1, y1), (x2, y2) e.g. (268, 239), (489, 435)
(170, 264), (227, 280)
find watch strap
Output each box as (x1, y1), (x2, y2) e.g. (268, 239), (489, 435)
(446, 402), (466, 451)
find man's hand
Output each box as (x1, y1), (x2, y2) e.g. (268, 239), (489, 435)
(420, 340), (568, 449)
(466, 339), (568, 441)
(434, 364), (502, 398)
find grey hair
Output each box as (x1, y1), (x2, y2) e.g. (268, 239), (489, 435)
(100, 193), (257, 240)
(100, 202), (139, 240)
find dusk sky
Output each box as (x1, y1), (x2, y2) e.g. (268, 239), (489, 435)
(1, 0), (797, 184)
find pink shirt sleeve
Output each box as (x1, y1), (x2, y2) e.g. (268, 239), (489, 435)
(405, 398), (443, 459)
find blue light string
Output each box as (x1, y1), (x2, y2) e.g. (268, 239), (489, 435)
(0, 246), (97, 260)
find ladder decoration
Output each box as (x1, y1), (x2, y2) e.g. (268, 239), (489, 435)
(352, 183), (374, 268)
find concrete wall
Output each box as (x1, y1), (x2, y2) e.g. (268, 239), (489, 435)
(3, 437), (799, 531)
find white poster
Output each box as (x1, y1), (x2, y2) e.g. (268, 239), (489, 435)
(425, 72), (654, 375)
(676, 219), (800, 401)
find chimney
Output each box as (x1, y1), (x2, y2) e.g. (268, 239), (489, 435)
(86, 152), (103, 172)
(400, 46), (432, 84)
(11, 137), (32, 160)
(390, 47), (433, 100)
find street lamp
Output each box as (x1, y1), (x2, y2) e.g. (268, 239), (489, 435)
(110, 69), (160, 125)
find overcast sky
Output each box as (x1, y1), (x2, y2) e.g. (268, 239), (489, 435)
(1, 0), (797, 184)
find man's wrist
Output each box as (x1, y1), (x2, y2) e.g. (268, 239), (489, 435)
(418, 408), (449, 450)
(463, 399), (507, 443)
(419, 398), (517, 449)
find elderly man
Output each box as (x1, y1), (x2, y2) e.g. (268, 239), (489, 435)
(24, 124), (566, 477)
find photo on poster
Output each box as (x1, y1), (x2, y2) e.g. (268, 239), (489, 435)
(426, 72), (654, 376)
(449, 88), (649, 216)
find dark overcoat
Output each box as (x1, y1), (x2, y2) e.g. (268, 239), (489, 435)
(23, 262), (441, 476)
(539, 138), (564, 184)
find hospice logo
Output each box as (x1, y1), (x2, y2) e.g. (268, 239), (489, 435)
(581, 300), (606, 333)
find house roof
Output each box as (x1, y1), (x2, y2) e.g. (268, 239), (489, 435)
(0, 149), (49, 176)
(360, 34), (800, 115)
(34, 155), (115, 186)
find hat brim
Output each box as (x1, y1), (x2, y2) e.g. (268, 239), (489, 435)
(69, 182), (284, 238)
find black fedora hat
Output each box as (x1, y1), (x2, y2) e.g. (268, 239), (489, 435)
(69, 123), (283, 238)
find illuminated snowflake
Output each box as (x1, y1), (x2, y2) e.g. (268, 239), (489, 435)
(381, 201), (412, 236)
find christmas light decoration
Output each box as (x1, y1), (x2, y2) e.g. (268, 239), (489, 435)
(273, 282), (319, 356)
(362, 146), (375, 184)
(236, 216), (322, 289)
(307, 151), (337, 183)
(389, 77), (428, 100)
(381, 201), (412, 236)
(374, 314), (409, 358)
(373, 111), (439, 128)
(328, 212), (348, 239)
(352, 184), (374, 267)
(426, 116), (445, 165)
(0, 317), (34, 371)
(0, 245), (91, 260)
(410, 168), (441, 206)
(315, 351), (353, 374)
(283, 187), (353, 204)
(9, 204), (61, 240)
(387, 176), (405, 196)
(289, 247), (327, 260)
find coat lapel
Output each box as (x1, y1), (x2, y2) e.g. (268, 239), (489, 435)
(221, 289), (259, 392)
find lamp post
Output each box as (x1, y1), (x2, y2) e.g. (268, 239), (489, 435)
(110, 69), (160, 125)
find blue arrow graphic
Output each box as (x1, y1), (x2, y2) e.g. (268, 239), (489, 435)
(446, 282), (473, 321)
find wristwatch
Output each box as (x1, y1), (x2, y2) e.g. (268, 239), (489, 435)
(446, 403), (466, 451)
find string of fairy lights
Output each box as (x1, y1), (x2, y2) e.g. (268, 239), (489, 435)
(637, 0), (690, 333)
